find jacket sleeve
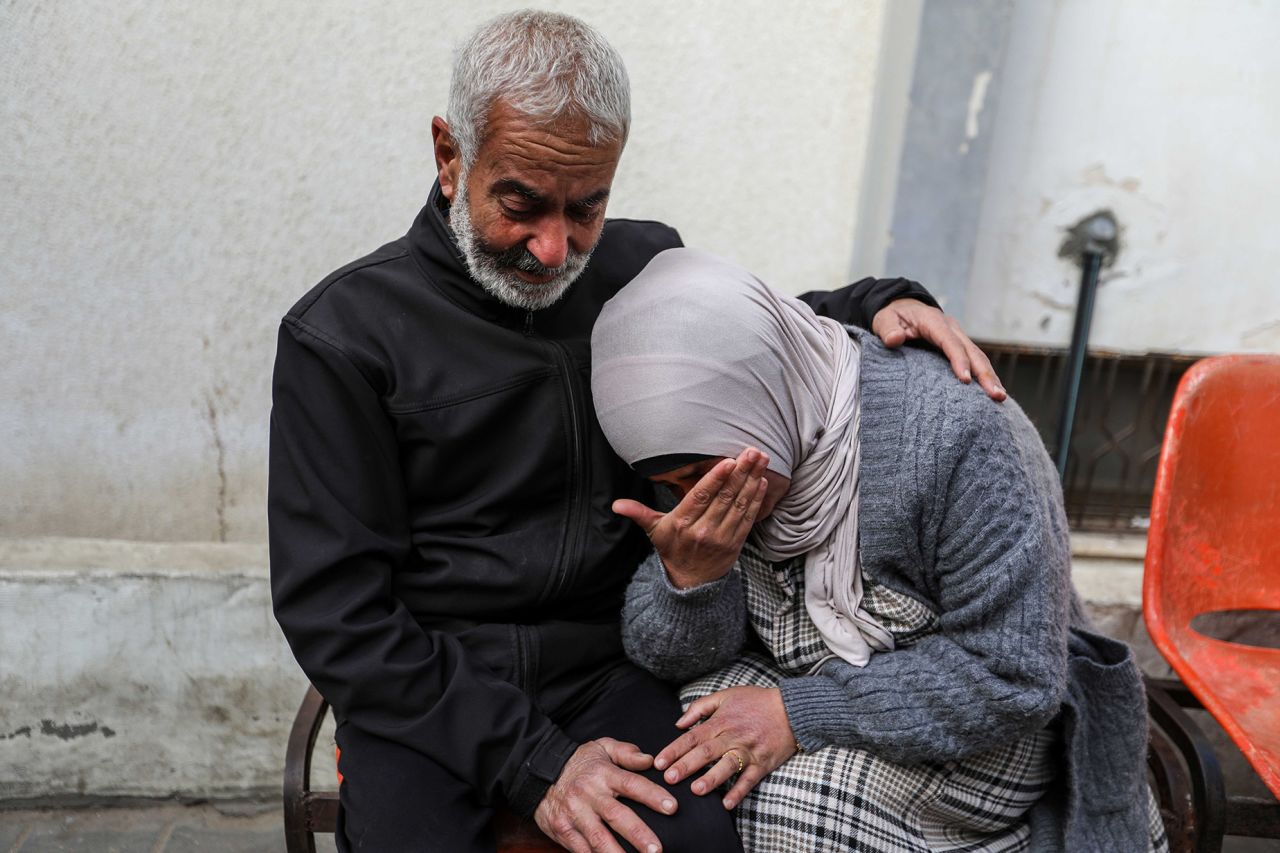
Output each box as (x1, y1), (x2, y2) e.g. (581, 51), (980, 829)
(268, 318), (577, 815)
(797, 276), (939, 329)
(620, 551), (747, 683)
(778, 397), (1071, 765)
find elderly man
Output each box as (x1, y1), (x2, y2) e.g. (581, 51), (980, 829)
(269, 10), (1003, 853)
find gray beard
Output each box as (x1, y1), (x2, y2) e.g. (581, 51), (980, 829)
(449, 176), (593, 311)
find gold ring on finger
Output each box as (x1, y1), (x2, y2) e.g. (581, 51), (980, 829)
(722, 749), (745, 774)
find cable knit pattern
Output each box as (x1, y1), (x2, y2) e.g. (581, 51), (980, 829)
(620, 331), (1157, 850)
(778, 335), (1070, 763)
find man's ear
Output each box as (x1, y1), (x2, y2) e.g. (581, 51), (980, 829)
(431, 116), (462, 203)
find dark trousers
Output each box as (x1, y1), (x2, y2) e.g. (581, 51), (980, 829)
(334, 664), (742, 852)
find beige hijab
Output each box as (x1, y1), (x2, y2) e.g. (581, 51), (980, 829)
(591, 248), (893, 666)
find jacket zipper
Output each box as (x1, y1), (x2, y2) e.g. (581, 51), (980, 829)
(546, 339), (590, 603)
(512, 624), (534, 692)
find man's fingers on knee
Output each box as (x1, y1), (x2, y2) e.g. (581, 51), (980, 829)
(614, 769), (677, 816)
(566, 798), (625, 853)
(562, 828), (594, 853)
(611, 745), (654, 772)
(599, 737), (643, 763)
(600, 801), (662, 853)
(583, 820), (628, 853)
(544, 813), (590, 853)
(559, 832), (591, 853)
(594, 736), (620, 751)
(558, 806), (620, 853)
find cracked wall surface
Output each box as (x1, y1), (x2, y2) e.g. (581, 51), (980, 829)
(0, 0), (889, 542)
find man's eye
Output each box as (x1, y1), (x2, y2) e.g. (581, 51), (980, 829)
(568, 204), (602, 223)
(501, 202), (534, 218)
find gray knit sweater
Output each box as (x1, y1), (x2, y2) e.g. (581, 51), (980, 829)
(621, 331), (1153, 851)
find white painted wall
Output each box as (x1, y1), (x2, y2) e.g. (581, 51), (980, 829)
(1, 1), (889, 543)
(964, 0), (1280, 355)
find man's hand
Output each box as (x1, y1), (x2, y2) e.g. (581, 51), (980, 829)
(534, 738), (675, 853)
(612, 449), (768, 589)
(653, 686), (797, 811)
(871, 298), (1006, 401)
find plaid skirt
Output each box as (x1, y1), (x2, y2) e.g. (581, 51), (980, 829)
(681, 651), (1056, 852)
(676, 546), (1169, 852)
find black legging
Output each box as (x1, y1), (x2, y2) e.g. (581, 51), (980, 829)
(334, 663), (742, 852)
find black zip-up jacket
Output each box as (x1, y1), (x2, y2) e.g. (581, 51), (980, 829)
(268, 183), (939, 815)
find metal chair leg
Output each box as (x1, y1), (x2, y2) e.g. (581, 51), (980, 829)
(284, 685), (330, 853)
(1146, 677), (1227, 853)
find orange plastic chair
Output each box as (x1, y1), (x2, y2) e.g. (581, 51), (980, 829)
(1144, 354), (1280, 802)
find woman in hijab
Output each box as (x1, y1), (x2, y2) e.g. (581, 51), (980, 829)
(591, 248), (1166, 852)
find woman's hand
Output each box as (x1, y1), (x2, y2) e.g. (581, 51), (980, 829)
(612, 449), (769, 589)
(654, 686), (798, 810)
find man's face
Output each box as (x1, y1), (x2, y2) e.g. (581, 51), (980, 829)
(433, 101), (623, 310)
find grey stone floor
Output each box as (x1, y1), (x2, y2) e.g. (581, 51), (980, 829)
(0, 800), (336, 853)
(2, 798), (1276, 851)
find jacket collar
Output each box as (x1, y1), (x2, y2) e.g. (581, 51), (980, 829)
(407, 181), (534, 328)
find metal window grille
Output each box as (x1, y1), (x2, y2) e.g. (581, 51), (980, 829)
(977, 342), (1201, 534)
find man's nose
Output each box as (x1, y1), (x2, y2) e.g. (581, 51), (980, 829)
(525, 217), (570, 270)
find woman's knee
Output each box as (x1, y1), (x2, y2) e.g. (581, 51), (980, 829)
(638, 783), (741, 853)
(652, 797), (740, 853)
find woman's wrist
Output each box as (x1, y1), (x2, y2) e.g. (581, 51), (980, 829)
(662, 557), (733, 590)
(666, 566), (724, 590)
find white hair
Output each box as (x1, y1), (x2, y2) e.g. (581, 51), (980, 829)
(447, 10), (631, 167)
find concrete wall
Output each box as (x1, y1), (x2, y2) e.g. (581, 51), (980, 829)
(962, 0), (1280, 354)
(0, 540), (302, 800)
(879, 0), (1015, 321)
(1, 0), (889, 543)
